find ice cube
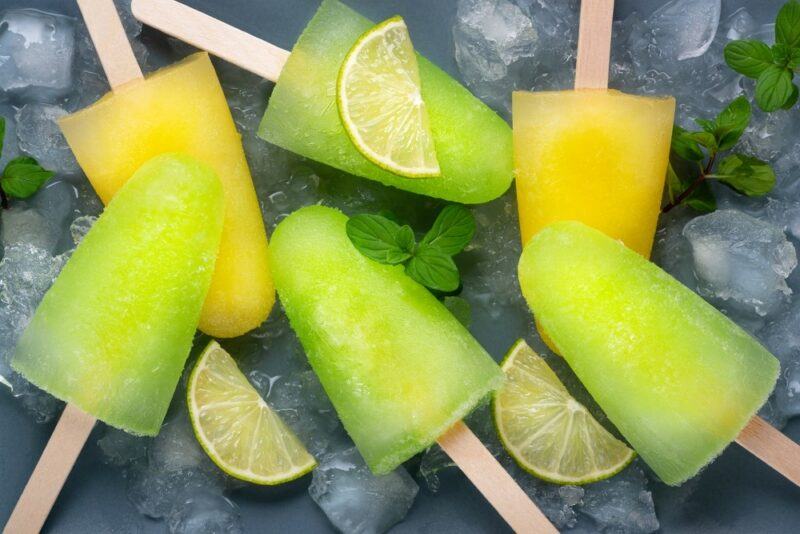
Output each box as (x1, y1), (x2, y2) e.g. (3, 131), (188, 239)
(97, 426), (149, 466)
(651, 207), (697, 290)
(647, 0), (720, 61)
(166, 490), (243, 534)
(16, 103), (80, 174)
(575, 461), (659, 533)
(724, 7), (758, 41)
(69, 215), (96, 246)
(0, 103), (20, 167)
(683, 210), (797, 317)
(309, 446), (419, 534)
(0, 9), (76, 102)
(1, 207), (56, 253)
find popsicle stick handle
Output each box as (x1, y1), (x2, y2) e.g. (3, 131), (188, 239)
(3, 404), (96, 534)
(574, 0), (614, 89)
(437, 421), (557, 534)
(77, 0), (143, 89)
(131, 0), (289, 83)
(736, 415), (800, 487)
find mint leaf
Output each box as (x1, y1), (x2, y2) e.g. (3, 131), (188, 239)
(783, 83), (800, 108)
(714, 96), (751, 150)
(420, 205), (475, 255)
(724, 40), (775, 78)
(686, 181), (717, 213)
(1, 156), (54, 199)
(666, 163), (683, 204)
(405, 245), (460, 292)
(689, 131), (718, 151)
(694, 118), (716, 133)
(395, 224), (415, 254)
(755, 65), (795, 111)
(773, 43), (793, 67)
(789, 47), (800, 69)
(671, 126), (704, 161)
(777, 0), (800, 49)
(346, 214), (412, 265)
(712, 153), (776, 196)
(443, 296), (471, 327)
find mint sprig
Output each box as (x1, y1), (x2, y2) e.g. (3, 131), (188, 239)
(725, 1), (800, 111)
(0, 117), (54, 209)
(346, 205), (475, 292)
(664, 96), (775, 213)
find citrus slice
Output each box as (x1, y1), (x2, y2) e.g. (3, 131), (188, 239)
(337, 16), (441, 178)
(494, 339), (634, 485)
(188, 341), (316, 485)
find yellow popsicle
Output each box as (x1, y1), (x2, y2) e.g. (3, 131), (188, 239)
(513, 89), (675, 257)
(59, 52), (273, 338)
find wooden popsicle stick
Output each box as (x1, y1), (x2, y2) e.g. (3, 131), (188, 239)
(4, 3), (141, 533)
(77, 0), (143, 88)
(438, 421), (557, 534)
(737, 416), (800, 487)
(3, 405), (97, 534)
(131, 0), (289, 83)
(574, 0), (614, 90)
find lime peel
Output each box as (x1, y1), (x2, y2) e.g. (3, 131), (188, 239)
(493, 339), (635, 485)
(337, 16), (440, 178)
(188, 341), (316, 485)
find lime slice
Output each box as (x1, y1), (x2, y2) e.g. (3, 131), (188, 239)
(494, 339), (634, 485)
(187, 341), (316, 485)
(337, 16), (440, 178)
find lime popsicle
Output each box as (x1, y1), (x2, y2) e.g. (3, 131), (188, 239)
(513, 90), (675, 255)
(259, 0), (512, 204)
(269, 206), (504, 474)
(518, 221), (779, 485)
(59, 52), (273, 338)
(12, 154), (224, 436)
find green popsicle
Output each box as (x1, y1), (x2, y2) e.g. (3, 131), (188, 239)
(259, 0), (512, 204)
(12, 154), (224, 436)
(518, 221), (779, 485)
(269, 206), (504, 474)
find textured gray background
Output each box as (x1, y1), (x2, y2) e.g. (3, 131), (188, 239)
(2, 0), (800, 532)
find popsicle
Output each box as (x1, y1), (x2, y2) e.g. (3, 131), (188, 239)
(59, 2), (273, 338)
(270, 206), (555, 533)
(6, 153), (224, 531)
(513, 0), (674, 257)
(519, 221), (800, 486)
(130, 0), (513, 204)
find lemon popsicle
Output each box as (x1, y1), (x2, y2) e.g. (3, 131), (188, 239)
(259, 0), (512, 204)
(13, 154), (224, 436)
(269, 206), (504, 474)
(518, 221), (779, 485)
(514, 90), (675, 255)
(59, 52), (273, 338)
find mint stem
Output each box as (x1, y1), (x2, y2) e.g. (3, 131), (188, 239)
(662, 153), (717, 213)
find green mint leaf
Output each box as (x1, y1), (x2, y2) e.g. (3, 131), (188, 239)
(671, 125), (704, 161)
(346, 214), (411, 265)
(724, 40), (776, 78)
(693, 118), (716, 133)
(776, 0), (800, 49)
(773, 43), (793, 67)
(405, 245), (460, 292)
(783, 83), (800, 108)
(420, 205), (475, 256)
(689, 131), (718, 151)
(395, 224), (415, 253)
(666, 163), (683, 203)
(685, 181), (717, 213)
(443, 296), (471, 327)
(1, 156), (54, 199)
(789, 47), (800, 69)
(755, 65), (795, 111)
(712, 153), (776, 196)
(714, 96), (751, 150)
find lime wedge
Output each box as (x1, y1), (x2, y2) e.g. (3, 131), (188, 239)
(187, 341), (316, 485)
(337, 16), (440, 178)
(494, 339), (634, 485)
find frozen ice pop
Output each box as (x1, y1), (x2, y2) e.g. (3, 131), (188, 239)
(514, 90), (675, 256)
(131, 0), (513, 204)
(518, 221), (780, 485)
(270, 206), (503, 473)
(59, 51), (273, 338)
(12, 153), (224, 436)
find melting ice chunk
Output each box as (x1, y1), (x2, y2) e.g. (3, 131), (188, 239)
(683, 210), (797, 317)
(166, 490), (243, 534)
(16, 103), (80, 174)
(0, 9), (76, 102)
(309, 446), (419, 534)
(647, 0), (721, 61)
